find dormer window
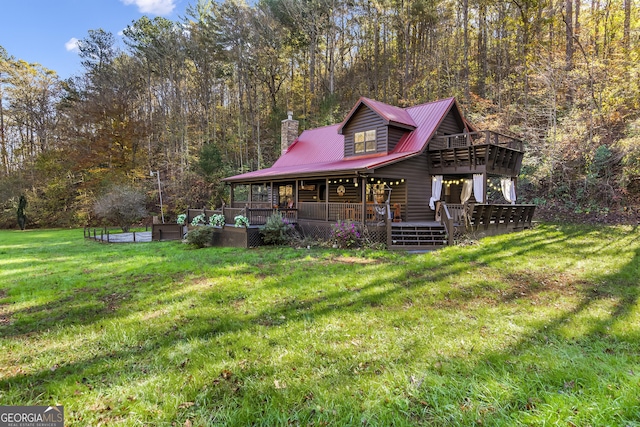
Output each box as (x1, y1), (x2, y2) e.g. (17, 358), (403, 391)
(355, 129), (377, 154)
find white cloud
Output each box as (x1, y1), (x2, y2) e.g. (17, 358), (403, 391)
(121, 0), (176, 15)
(65, 38), (80, 53)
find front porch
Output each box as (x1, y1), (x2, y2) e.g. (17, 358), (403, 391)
(192, 201), (535, 250)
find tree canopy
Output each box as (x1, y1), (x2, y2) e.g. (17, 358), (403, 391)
(0, 0), (639, 228)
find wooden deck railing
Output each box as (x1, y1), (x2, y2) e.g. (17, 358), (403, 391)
(430, 130), (524, 152)
(468, 204), (536, 231)
(439, 202), (535, 236)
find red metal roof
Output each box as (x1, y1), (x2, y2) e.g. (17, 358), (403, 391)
(224, 97), (462, 182)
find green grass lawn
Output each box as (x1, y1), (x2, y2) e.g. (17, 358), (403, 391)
(1, 225), (639, 426)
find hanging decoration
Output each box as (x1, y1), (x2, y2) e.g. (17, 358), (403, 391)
(500, 178), (517, 204)
(430, 175), (443, 210)
(473, 174), (484, 203)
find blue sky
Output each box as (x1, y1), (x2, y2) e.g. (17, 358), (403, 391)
(0, 0), (190, 80)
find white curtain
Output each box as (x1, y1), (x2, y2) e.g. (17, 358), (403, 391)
(429, 175), (443, 210)
(460, 179), (473, 204)
(501, 178), (517, 204)
(473, 174), (484, 203)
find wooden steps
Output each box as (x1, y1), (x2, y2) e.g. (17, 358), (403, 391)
(389, 223), (448, 250)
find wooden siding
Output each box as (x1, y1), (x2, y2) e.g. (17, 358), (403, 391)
(388, 126), (407, 152)
(298, 179), (325, 203)
(328, 180), (361, 203)
(343, 104), (388, 156)
(376, 155), (434, 222)
(436, 108), (466, 136)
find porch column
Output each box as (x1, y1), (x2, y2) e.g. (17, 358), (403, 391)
(270, 182), (274, 207)
(249, 184), (253, 208)
(325, 178), (329, 221)
(361, 177), (366, 224)
(483, 173), (487, 204)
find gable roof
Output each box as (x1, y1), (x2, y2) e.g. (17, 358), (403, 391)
(337, 97), (417, 133)
(224, 97), (466, 183)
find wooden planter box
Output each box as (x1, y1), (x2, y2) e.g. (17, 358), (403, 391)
(152, 223), (186, 241)
(211, 226), (263, 248)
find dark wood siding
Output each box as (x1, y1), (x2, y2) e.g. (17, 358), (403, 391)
(328, 180), (361, 203)
(388, 126), (407, 152)
(436, 109), (465, 136)
(343, 105), (388, 156)
(376, 155), (434, 221)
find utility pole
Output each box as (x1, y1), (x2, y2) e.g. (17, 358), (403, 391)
(150, 170), (164, 223)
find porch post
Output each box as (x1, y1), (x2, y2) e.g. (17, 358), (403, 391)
(230, 184), (235, 207)
(270, 182), (274, 207)
(483, 173), (487, 204)
(361, 177), (366, 224)
(249, 184), (253, 208)
(325, 178), (329, 221)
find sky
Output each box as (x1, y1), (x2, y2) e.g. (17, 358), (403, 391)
(0, 0), (191, 80)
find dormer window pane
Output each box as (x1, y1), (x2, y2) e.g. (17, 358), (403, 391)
(354, 129), (377, 154)
(365, 130), (377, 151)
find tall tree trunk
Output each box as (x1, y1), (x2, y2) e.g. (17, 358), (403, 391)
(565, 0), (574, 106)
(462, 0), (470, 103)
(477, 2), (487, 98)
(623, 0), (631, 51)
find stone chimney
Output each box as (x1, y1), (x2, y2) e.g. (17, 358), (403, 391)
(281, 111), (299, 154)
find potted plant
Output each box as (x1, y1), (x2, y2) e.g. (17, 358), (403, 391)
(191, 213), (206, 226)
(210, 213), (226, 228)
(234, 214), (250, 228)
(177, 214), (187, 225)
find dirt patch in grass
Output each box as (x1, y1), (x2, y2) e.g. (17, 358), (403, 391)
(500, 271), (589, 302)
(0, 289), (11, 326)
(329, 255), (382, 265)
(99, 292), (131, 312)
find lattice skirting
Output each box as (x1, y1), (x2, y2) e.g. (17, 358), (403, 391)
(297, 220), (386, 246)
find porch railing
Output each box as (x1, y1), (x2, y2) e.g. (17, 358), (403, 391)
(437, 204), (455, 246)
(442, 203), (468, 226)
(226, 202), (401, 225)
(298, 202), (392, 223)
(246, 208), (297, 225)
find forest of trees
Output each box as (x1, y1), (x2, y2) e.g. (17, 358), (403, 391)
(1, 0), (639, 228)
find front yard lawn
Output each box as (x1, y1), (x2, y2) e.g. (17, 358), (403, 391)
(0, 224), (638, 426)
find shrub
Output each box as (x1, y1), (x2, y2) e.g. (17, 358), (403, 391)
(184, 226), (214, 248)
(260, 213), (295, 245)
(93, 185), (147, 232)
(330, 220), (362, 248)
(177, 214), (187, 225)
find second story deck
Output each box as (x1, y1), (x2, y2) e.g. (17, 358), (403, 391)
(428, 131), (524, 176)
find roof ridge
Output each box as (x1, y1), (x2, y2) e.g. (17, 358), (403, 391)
(404, 97), (455, 111)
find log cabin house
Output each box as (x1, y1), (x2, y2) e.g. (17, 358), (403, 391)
(221, 97), (535, 249)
